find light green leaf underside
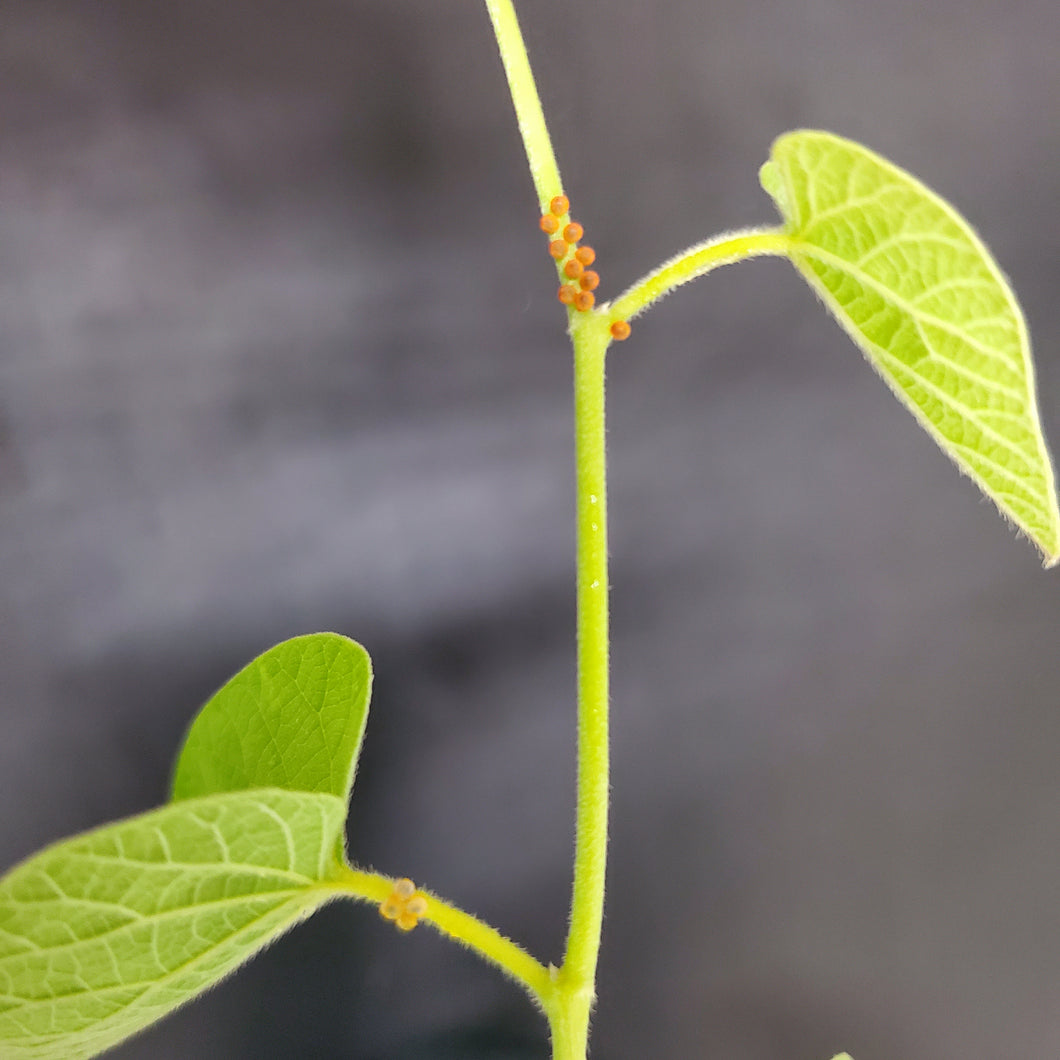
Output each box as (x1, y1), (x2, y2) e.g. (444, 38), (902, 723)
(171, 633), (372, 803)
(0, 789), (345, 1060)
(760, 130), (1060, 565)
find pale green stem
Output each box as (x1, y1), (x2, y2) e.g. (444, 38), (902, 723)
(552, 313), (612, 1057)
(478, 5), (793, 1060)
(483, 4), (612, 1057)
(329, 865), (553, 1004)
(608, 227), (792, 324)
(483, 0), (564, 208)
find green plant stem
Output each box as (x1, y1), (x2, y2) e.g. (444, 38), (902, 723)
(608, 226), (791, 323)
(552, 314), (613, 1057)
(483, 2), (616, 1054)
(331, 865), (552, 1002)
(332, 319), (615, 1060)
(336, 312), (613, 1060)
(482, 6), (794, 1059)
(483, 0), (564, 207)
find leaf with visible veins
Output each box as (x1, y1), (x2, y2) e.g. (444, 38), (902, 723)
(761, 130), (1060, 564)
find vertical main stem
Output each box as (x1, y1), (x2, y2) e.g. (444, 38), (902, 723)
(549, 322), (612, 1058)
(483, 2), (612, 1055)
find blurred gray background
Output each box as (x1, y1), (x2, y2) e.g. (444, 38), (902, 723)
(1, 0), (1059, 1057)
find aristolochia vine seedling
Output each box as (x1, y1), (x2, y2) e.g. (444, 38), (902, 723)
(1, 2), (1057, 1059)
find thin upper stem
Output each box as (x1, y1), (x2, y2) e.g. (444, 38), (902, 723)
(483, 0), (564, 208)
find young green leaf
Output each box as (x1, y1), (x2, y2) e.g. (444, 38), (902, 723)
(171, 633), (372, 803)
(760, 130), (1060, 565)
(0, 789), (346, 1060)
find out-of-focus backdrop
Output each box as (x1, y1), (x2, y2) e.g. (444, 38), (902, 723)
(1, 1), (1058, 1057)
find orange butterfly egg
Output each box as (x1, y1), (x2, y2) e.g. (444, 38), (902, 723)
(558, 284), (578, 305)
(540, 214), (560, 234)
(609, 320), (631, 341)
(379, 896), (403, 921)
(549, 239), (568, 260)
(574, 290), (595, 312)
(564, 259), (584, 280)
(574, 246), (596, 266)
(563, 222), (584, 243)
(549, 195), (570, 217)
(579, 271), (600, 291)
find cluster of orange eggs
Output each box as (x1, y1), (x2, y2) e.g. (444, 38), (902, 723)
(540, 195), (631, 341)
(379, 877), (429, 932)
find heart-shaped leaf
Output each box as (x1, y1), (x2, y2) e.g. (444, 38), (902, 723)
(760, 130), (1060, 565)
(0, 789), (346, 1060)
(171, 633), (372, 803)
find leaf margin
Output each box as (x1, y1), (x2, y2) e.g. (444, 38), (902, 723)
(170, 631), (373, 804)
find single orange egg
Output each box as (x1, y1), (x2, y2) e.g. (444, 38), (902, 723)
(579, 271), (600, 291)
(549, 195), (570, 217)
(558, 284), (578, 305)
(574, 290), (595, 312)
(610, 320), (631, 341)
(574, 245), (596, 266)
(563, 222), (584, 243)
(540, 214), (560, 234)
(564, 259), (584, 279)
(548, 239), (568, 260)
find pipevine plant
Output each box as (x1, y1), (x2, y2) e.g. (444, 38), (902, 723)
(1, 2), (1057, 1058)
